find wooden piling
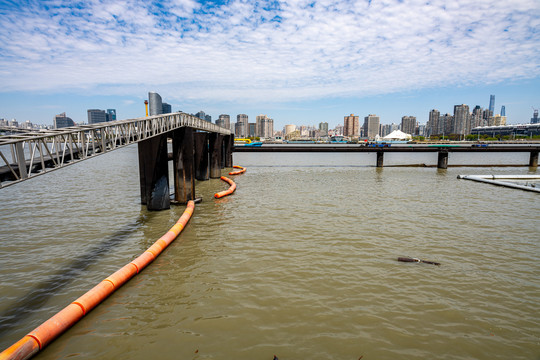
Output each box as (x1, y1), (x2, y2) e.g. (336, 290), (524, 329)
(376, 151), (384, 167)
(194, 132), (209, 180)
(530, 150), (538, 167)
(437, 150), (448, 169)
(173, 128), (195, 204)
(224, 135), (234, 168)
(137, 134), (170, 210)
(209, 133), (223, 178)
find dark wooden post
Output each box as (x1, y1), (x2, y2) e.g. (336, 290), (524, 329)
(172, 127), (195, 204)
(138, 134), (170, 210)
(221, 136), (227, 169)
(194, 132), (209, 180)
(225, 135), (234, 167)
(437, 150), (448, 169)
(376, 151), (384, 167)
(209, 133), (223, 178)
(530, 151), (538, 167)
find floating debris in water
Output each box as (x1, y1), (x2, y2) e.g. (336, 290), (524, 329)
(398, 256), (441, 266)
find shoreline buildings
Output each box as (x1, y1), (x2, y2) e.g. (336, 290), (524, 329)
(343, 114), (359, 138)
(54, 112), (74, 128)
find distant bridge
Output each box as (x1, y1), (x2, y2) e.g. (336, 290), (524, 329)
(0, 113), (233, 210)
(234, 144), (540, 168)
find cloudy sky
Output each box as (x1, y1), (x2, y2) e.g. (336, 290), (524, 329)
(0, 0), (539, 128)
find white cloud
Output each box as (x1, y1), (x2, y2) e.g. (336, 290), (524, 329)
(0, 0), (538, 104)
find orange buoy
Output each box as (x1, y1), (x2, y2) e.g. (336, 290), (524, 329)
(0, 201), (196, 360)
(214, 176), (236, 198)
(228, 165), (246, 175)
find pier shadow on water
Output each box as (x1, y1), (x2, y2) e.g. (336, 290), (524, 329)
(0, 213), (150, 339)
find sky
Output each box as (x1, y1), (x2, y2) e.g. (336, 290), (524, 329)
(0, 0), (539, 129)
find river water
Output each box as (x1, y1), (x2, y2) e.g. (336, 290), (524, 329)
(0, 146), (538, 359)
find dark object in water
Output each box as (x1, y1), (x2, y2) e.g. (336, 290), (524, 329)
(398, 256), (441, 266)
(273, 356), (278, 360)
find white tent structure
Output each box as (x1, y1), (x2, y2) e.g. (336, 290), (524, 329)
(382, 130), (412, 141)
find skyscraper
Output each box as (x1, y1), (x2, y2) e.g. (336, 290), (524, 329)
(87, 109), (108, 124)
(427, 109), (440, 137)
(236, 114), (248, 137)
(148, 92), (163, 116)
(531, 109), (539, 124)
(453, 104), (470, 135)
(500, 106), (505, 117)
(195, 111), (206, 120)
(343, 114), (359, 138)
(218, 114), (231, 129)
(54, 112), (74, 128)
(255, 114), (273, 138)
(471, 106), (483, 129)
(401, 116), (417, 135)
(363, 114), (380, 139)
(162, 103), (172, 114)
(107, 109), (116, 121)
(319, 122), (329, 137)
(489, 95), (495, 114)
(442, 114), (454, 136)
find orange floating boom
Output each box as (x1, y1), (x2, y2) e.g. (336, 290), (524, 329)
(228, 165), (246, 175)
(214, 176), (237, 198)
(0, 201), (195, 360)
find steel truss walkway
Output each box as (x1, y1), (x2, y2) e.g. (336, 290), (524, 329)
(0, 113), (231, 188)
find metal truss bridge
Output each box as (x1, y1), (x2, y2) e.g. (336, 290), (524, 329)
(0, 113), (231, 189)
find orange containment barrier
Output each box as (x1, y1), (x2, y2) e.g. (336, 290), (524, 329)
(214, 176), (237, 199)
(228, 165), (246, 175)
(0, 200), (196, 360)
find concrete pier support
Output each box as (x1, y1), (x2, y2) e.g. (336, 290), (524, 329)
(138, 134), (170, 210)
(194, 132), (209, 180)
(172, 128), (195, 204)
(223, 135), (233, 168)
(530, 151), (538, 167)
(376, 151), (384, 167)
(209, 133), (223, 178)
(437, 150), (448, 169)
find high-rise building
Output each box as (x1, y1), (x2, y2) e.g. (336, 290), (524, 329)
(107, 109), (117, 121)
(248, 123), (256, 137)
(453, 104), (470, 135)
(427, 109), (440, 137)
(255, 115), (273, 138)
(343, 114), (359, 138)
(236, 114), (248, 137)
(471, 106), (484, 129)
(54, 112), (74, 128)
(87, 109), (108, 124)
(500, 105), (505, 117)
(483, 109), (493, 126)
(195, 111), (206, 120)
(218, 114), (231, 129)
(148, 92), (163, 116)
(363, 114), (380, 139)
(492, 114), (507, 126)
(319, 122), (329, 137)
(255, 115), (266, 137)
(531, 109), (539, 124)
(401, 116), (417, 135)
(162, 103), (172, 114)
(489, 95), (495, 114)
(205, 114), (212, 122)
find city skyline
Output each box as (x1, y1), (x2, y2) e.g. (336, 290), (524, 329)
(0, 0), (539, 128)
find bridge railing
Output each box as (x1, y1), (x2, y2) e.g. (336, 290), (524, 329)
(0, 113), (231, 188)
